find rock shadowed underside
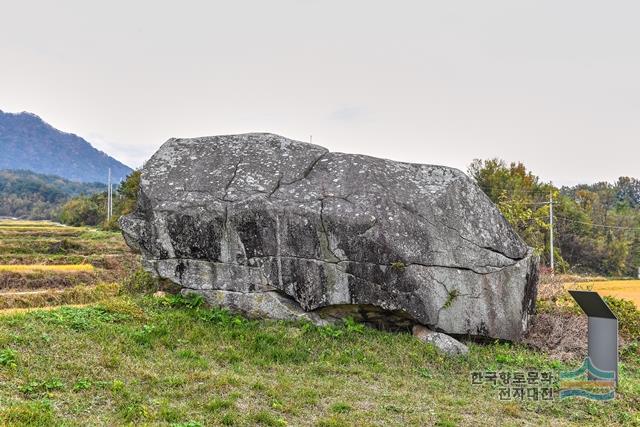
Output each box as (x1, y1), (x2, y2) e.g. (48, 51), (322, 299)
(121, 133), (538, 341)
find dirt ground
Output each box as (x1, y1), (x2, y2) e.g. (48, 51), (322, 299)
(523, 312), (587, 362)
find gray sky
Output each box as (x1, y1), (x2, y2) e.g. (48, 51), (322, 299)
(1, 0), (638, 186)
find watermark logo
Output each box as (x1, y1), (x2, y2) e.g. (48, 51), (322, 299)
(471, 358), (616, 401)
(559, 357), (615, 401)
(470, 370), (555, 401)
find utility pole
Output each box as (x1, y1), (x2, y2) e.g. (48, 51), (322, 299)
(107, 168), (112, 221)
(549, 191), (554, 272)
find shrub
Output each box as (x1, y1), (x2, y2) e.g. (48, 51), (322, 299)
(602, 296), (640, 340)
(59, 196), (102, 226)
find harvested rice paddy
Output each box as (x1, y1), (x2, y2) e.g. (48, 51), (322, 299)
(0, 264), (95, 273)
(0, 219), (135, 309)
(567, 280), (640, 309)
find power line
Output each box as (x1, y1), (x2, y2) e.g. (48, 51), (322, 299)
(555, 215), (640, 231)
(497, 200), (549, 206)
(479, 187), (547, 196)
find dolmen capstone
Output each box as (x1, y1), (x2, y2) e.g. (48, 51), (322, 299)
(120, 133), (538, 342)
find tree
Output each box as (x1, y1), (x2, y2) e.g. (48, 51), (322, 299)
(59, 197), (102, 226)
(59, 170), (141, 229)
(468, 159), (559, 266)
(615, 177), (640, 208)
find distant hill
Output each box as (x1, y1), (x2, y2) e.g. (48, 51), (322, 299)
(0, 169), (105, 219)
(0, 110), (131, 183)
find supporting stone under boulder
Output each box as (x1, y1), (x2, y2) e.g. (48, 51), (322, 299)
(412, 324), (469, 356)
(121, 133), (538, 341)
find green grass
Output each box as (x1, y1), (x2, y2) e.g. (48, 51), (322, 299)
(0, 297), (637, 426)
(0, 220), (637, 425)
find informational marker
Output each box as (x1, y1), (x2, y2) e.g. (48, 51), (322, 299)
(568, 290), (618, 385)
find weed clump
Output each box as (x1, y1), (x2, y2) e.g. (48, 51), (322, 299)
(160, 292), (206, 309)
(122, 268), (180, 296)
(390, 261), (406, 272)
(0, 348), (18, 368)
(122, 268), (160, 295)
(20, 378), (65, 396)
(0, 400), (56, 426)
(443, 289), (460, 309)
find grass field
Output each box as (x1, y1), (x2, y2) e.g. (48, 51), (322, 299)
(0, 296), (637, 426)
(0, 220), (637, 426)
(565, 280), (640, 309)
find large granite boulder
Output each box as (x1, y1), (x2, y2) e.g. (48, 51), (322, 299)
(121, 133), (538, 341)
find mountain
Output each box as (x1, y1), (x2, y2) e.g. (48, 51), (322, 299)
(0, 169), (105, 219)
(0, 110), (132, 183)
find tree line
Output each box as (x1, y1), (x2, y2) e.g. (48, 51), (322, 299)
(469, 159), (640, 277)
(0, 170), (105, 220)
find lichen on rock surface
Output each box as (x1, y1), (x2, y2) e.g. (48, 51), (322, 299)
(120, 133), (538, 341)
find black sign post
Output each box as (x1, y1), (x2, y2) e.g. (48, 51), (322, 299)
(568, 290), (618, 385)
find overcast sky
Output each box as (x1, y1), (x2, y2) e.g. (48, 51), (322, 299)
(1, 1), (638, 186)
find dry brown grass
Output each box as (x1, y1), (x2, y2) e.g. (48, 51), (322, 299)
(529, 272), (599, 361)
(0, 283), (120, 310)
(0, 254), (88, 265)
(536, 273), (566, 301)
(523, 312), (587, 362)
(0, 270), (101, 291)
(0, 220), (62, 227)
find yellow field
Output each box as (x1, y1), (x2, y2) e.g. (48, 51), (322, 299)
(0, 226), (79, 231)
(565, 280), (640, 308)
(0, 264), (95, 273)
